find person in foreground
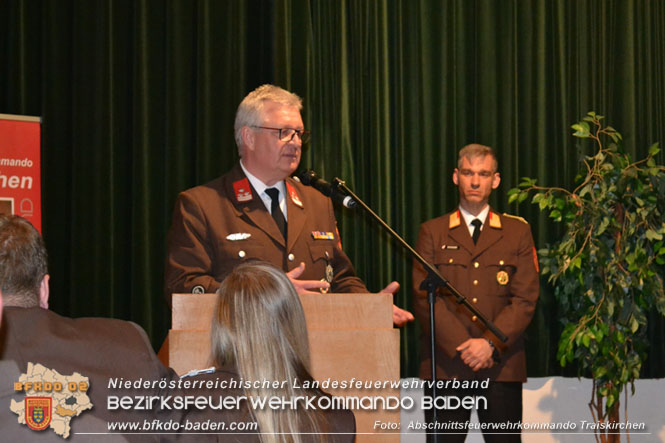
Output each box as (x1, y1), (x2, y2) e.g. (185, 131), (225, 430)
(165, 83), (413, 326)
(179, 261), (355, 442)
(0, 214), (173, 442)
(412, 144), (540, 442)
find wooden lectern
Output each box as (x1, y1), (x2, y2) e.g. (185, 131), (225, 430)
(159, 293), (400, 442)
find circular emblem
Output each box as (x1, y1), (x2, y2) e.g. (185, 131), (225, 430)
(319, 279), (329, 294)
(192, 285), (205, 294)
(496, 270), (509, 286)
(325, 264), (334, 283)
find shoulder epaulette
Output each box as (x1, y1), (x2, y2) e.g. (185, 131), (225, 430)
(502, 213), (529, 224)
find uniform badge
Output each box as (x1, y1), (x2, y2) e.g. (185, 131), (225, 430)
(449, 210), (461, 228)
(226, 233), (251, 241)
(286, 183), (303, 207)
(25, 397), (52, 431)
(320, 251), (333, 293)
(496, 270), (509, 285)
(192, 285), (205, 294)
(311, 231), (335, 240)
(233, 178), (253, 202)
(441, 245), (459, 250)
(488, 211), (502, 229)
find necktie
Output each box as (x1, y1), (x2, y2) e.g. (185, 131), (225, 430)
(265, 188), (287, 240)
(471, 218), (482, 245)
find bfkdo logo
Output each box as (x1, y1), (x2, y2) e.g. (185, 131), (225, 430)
(10, 363), (93, 439)
(25, 397), (52, 431)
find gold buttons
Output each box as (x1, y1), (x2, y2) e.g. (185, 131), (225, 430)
(472, 297), (478, 304)
(288, 253), (295, 262)
(471, 315), (477, 322)
(238, 250), (246, 258)
(473, 280), (478, 286)
(499, 260), (505, 266)
(449, 258), (454, 264)
(474, 262), (479, 268)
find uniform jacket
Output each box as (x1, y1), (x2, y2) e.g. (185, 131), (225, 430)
(0, 307), (175, 442)
(165, 163), (367, 303)
(412, 209), (540, 382)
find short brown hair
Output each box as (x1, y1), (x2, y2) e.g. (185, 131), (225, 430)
(458, 144), (498, 172)
(0, 215), (47, 307)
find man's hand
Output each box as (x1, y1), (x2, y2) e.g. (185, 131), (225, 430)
(286, 262), (330, 295)
(379, 281), (415, 327)
(456, 338), (494, 371)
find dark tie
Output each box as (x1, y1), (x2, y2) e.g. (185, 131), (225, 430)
(471, 218), (482, 245)
(265, 188), (287, 240)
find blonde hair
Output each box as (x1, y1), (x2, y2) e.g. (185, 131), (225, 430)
(210, 261), (327, 442)
(458, 143), (498, 172)
(234, 84), (303, 156)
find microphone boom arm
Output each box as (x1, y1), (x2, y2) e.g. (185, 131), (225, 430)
(331, 177), (508, 343)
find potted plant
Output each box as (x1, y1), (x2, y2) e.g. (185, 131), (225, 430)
(508, 112), (665, 443)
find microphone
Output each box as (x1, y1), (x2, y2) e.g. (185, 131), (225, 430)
(295, 170), (357, 209)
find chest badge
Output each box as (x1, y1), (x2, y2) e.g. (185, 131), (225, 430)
(320, 251), (333, 293)
(226, 233), (251, 241)
(312, 231), (335, 240)
(496, 270), (509, 286)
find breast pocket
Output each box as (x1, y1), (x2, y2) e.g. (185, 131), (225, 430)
(483, 253), (517, 296)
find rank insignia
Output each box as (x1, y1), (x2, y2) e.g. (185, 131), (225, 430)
(286, 183), (303, 207)
(311, 231), (335, 240)
(233, 178), (253, 202)
(496, 270), (509, 286)
(441, 245), (459, 250)
(25, 397), (52, 431)
(488, 211), (502, 229)
(449, 210), (461, 228)
(226, 233), (251, 241)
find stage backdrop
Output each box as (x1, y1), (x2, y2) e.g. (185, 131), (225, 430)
(1, 0), (663, 378)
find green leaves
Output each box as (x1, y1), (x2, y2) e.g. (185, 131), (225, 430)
(509, 111), (665, 419)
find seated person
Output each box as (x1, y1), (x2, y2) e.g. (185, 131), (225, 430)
(0, 215), (174, 441)
(179, 261), (355, 442)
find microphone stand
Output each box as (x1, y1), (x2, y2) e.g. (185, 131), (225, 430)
(331, 178), (507, 440)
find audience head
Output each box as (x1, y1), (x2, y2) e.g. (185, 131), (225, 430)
(0, 214), (49, 308)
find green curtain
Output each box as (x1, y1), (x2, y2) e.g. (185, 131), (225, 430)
(1, 0), (663, 378)
(271, 0), (665, 377)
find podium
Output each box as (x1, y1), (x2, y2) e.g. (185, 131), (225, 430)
(159, 293), (400, 442)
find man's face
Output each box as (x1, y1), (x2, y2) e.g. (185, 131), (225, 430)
(453, 155), (500, 212)
(243, 101), (303, 186)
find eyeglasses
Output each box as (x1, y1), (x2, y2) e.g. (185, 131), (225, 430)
(251, 126), (311, 144)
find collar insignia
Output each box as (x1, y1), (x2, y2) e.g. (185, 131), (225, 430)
(233, 178), (253, 203)
(488, 211), (502, 229)
(286, 183), (303, 207)
(449, 210), (461, 229)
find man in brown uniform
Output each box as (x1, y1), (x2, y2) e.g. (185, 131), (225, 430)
(413, 144), (539, 442)
(165, 84), (413, 325)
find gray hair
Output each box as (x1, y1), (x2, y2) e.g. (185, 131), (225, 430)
(234, 84), (303, 156)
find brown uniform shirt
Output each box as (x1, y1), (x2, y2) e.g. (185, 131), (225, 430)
(165, 163), (367, 303)
(412, 209), (540, 382)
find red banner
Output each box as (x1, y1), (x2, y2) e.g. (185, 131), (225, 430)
(0, 114), (42, 232)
